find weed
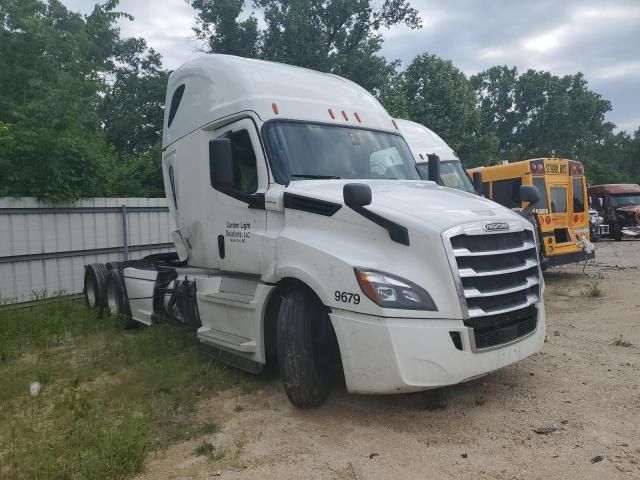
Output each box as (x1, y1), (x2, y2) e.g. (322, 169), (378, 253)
(583, 281), (605, 298)
(200, 422), (219, 435)
(233, 404), (245, 413)
(194, 440), (216, 457)
(612, 336), (633, 347)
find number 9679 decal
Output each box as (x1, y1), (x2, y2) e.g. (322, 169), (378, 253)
(334, 290), (360, 304)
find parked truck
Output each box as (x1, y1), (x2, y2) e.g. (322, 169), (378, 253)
(588, 184), (640, 240)
(84, 55), (545, 408)
(395, 119), (475, 193)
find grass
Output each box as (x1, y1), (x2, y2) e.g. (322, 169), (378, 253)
(583, 281), (605, 298)
(0, 297), (261, 479)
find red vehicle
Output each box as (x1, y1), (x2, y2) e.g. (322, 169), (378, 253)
(588, 184), (640, 240)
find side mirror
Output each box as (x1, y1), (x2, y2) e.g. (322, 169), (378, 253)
(209, 137), (233, 188)
(472, 171), (483, 196)
(426, 153), (442, 185)
(343, 183), (372, 208)
(520, 185), (540, 205)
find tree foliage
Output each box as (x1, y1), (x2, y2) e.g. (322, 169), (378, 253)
(0, 0), (637, 200)
(470, 65), (638, 184)
(390, 53), (498, 167)
(190, 0), (421, 92)
(0, 0), (167, 200)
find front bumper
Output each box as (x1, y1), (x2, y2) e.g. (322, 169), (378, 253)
(542, 250), (594, 268)
(330, 303), (545, 394)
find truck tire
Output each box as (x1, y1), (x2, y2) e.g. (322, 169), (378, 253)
(276, 288), (332, 408)
(104, 269), (136, 329)
(84, 263), (108, 309)
(613, 224), (623, 241)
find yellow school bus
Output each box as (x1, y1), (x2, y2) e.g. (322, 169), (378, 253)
(468, 158), (594, 268)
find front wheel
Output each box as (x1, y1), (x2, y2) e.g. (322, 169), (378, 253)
(276, 289), (336, 408)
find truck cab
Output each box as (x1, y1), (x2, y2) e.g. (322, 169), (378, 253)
(588, 184), (640, 240)
(395, 119), (475, 193)
(85, 55), (545, 408)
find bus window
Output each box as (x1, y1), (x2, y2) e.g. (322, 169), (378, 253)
(532, 177), (548, 211)
(550, 186), (567, 213)
(572, 178), (585, 213)
(482, 182), (490, 197)
(492, 178), (522, 208)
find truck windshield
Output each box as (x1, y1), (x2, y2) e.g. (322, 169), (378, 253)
(417, 161), (475, 192)
(264, 122), (420, 184)
(441, 161), (475, 193)
(610, 194), (640, 206)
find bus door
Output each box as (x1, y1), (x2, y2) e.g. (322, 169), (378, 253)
(548, 180), (571, 244)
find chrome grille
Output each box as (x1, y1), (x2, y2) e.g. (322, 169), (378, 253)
(445, 222), (541, 349)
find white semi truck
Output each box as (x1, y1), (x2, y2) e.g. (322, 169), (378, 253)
(84, 55), (545, 408)
(396, 119), (476, 193)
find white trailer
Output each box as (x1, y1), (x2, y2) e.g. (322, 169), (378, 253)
(84, 55), (545, 408)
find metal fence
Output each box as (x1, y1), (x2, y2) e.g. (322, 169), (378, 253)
(0, 197), (175, 304)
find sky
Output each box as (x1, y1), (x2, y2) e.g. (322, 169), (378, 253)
(62, 0), (640, 133)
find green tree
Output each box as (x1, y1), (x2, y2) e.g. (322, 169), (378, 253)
(471, 67), (614, 163)
(99, 39), (168, 158)
(398, 53), (498, 166)
(190, 0), (421, 92)
(0, 0), (168, 200)
(190, 0), (259, 57)
(0, 0), (121, 200)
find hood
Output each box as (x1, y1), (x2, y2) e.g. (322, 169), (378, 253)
(284, 179), (522, 231)
(616, 205), (640, 214)
(616, 205), (640, 223)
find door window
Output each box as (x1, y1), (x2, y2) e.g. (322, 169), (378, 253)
(550, 186), (568, 213)
(224, 130), (258, 194)
(572, 178), (585, 213)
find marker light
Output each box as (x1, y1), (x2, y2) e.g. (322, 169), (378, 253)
(547, 237), (553, 244)
(354, 112), (362, 123)
(419, 153), (424, 160)
(392, 119), (398, 130)
(341, 110), (349, 121)
(545, 216), (552, 225)
(328, 108), (336, 119)
(573, 214), (579, 223)
(354, 268), (437, 311)
(272, 102), (279, 114)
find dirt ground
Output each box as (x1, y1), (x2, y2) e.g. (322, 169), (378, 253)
(136, 240), (640, 480)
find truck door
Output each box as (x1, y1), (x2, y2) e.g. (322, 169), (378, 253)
(209, 119), (268, 274)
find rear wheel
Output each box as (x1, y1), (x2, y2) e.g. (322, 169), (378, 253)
(104, 269), (136, 329)
(84, 263), (108, 309)
(613, 224), (623, 241)
(276, 288), (337, 408)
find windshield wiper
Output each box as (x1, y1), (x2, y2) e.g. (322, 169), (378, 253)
(290, 174), (342, 180)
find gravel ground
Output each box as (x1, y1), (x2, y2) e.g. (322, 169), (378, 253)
(137, 240), (640, 480)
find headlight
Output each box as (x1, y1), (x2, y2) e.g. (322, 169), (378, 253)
(354, 268), (437, 311)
